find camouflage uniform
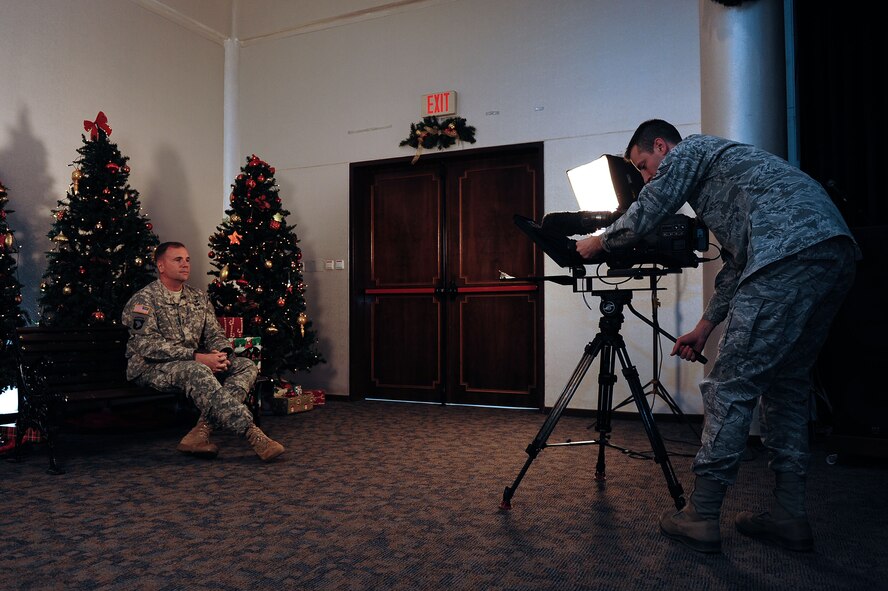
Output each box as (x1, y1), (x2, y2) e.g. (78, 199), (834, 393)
(601, 135), (861, 485)
(122, 280), (257, 435)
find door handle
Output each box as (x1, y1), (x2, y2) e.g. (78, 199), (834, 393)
(446, 280), (458, 300)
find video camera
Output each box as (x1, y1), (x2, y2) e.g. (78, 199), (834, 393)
(516, 154), (709, 271)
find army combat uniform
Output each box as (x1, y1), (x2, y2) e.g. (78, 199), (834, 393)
(123, 280), (258, 435)
(601, 134), (861, 488)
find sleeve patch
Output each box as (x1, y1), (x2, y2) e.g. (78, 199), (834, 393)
(133, 303), (151, 315)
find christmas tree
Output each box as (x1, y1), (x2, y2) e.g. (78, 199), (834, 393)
(207, 154), (324, 378)
(39, 112), (159, 327)
(0, 181), (28, 389)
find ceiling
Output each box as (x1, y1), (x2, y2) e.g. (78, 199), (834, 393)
(137, 0), (455, 45)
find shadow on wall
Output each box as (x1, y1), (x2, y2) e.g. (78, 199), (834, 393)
(144, 143), (195, 261)
(0, 107), (56, 323)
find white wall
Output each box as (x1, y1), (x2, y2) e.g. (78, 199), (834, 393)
(0, 0), (224, 324)
(236, 0), (707, 411)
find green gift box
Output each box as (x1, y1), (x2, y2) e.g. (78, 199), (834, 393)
(229, 336), (261, 371)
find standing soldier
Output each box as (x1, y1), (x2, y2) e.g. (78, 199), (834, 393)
(577, 120), (860, 553)
(122, 241), (284, 461)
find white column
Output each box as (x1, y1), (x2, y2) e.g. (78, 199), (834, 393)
(698, 0), (788, 434)
(699, 0), (787, 155)
(222, 1), (240, 211)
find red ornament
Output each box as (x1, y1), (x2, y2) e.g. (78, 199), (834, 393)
(296, 251), (303, 261)
(269, 167), (275, 174)
(257, 174), (265, 182)
(103, 188), (111, 194)
(79, 267), (86, 275)
(92, 310), (106, 322)
(208, 251), (216, 258)
(146, 223), (153, 231)
(277, 297), (286, 307)
(228, 231), (242, 245)
(230, 193), (235, 204)
(123, 165), (130, 173)
(106, 162), (120, 172)
(246, 179), (256, 189)
(251, 315), (263, 325)
(254, 194), (270, 210)
(269, 220), (281, 230)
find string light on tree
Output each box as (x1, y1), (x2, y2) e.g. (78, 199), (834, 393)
(0, 181), (29, 389)
(38, 111), (159, 327)
(208, 154), (325, 379)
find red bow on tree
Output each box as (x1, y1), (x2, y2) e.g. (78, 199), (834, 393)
(84, 111), (112, 140)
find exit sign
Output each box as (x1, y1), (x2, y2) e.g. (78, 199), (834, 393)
(422, 91), (457, 116)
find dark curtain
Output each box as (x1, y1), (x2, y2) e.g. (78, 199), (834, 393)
(796, 4), (888, 443)
(794, 4), (886, 228)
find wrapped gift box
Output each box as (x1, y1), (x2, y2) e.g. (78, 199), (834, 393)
(229, 336), (261, 371)
(272, 392), (314, 415)
(0, 425), (43, 446)
(304, 388), (326, 406)
(217, 317), (244, 338)
(274, 380), (302, 399)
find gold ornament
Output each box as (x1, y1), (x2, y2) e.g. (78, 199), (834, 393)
(3, 232), (12, 249)
(230, 214), (241, 223)
(273, 213), (284, 222)
(71, 168), (83, 193)
(297, 312), (308, 337)
(135, 256), (143, 266)
(266, 324), (279, 335)
(220, 265), (229, 281)
(52, 232), (69, 242)
(264, 259), (273, 269)
(63, 284), (73, 295)
(95, 221), (103, 230)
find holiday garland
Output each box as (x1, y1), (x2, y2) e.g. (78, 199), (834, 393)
(399, 116), (476, 163)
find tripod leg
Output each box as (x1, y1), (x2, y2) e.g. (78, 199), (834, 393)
(594, 342), (617, 481)
(614, 344), (687, 509)
(500, 336), (604, 510)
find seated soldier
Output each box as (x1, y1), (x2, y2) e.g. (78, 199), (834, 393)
(122, 241), (284, 461)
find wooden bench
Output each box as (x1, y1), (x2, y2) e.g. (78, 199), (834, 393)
(12, 326), (263, 474)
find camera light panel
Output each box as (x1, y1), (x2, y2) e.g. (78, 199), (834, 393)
(567, 155), (620, 213)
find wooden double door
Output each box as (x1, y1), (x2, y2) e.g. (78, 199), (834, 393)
(350, 144), (544, 407)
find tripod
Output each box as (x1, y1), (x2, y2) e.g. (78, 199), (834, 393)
(500, 288), (687, 511)
(612, 274), (701, 439)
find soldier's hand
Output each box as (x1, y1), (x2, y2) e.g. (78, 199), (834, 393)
(196, 350), (231, 372)
(575, 235), (604, 260)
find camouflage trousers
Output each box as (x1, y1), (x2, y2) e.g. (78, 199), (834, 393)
(134, 357), (258, 435)
(694, 236), (858, 484)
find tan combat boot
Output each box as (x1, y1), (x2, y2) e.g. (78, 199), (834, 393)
(245, 425), (284, 462)
(659, 476), (726, 553)
(735, 472), (813, 552)
(176, 419), (219, 458)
